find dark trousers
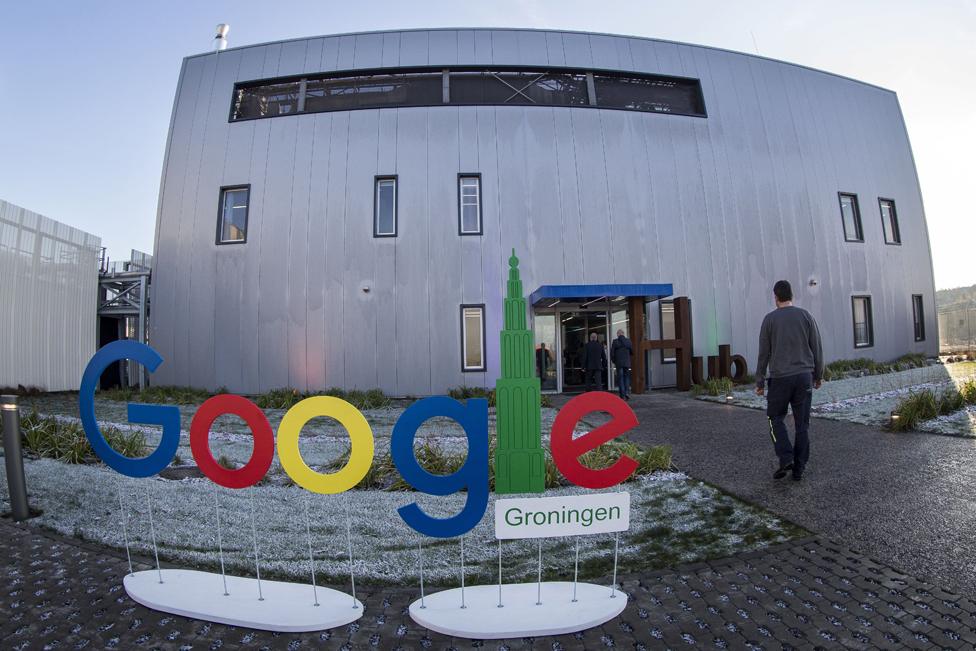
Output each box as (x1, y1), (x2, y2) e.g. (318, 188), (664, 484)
(616, 366), (631, 398)
(766, 372), (813, 470)
(585, 368), (602, 392)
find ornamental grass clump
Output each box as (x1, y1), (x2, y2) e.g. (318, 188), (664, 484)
(99, 385), (217, 404)
(959, 379), (976, 405)
(18, 410), (146, 464)
(254, 387), (392, 410)
(691, 377), (734, 397)
(890, 389), (939, 431)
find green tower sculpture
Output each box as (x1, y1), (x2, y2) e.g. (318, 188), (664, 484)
(494, 249), (545, 494)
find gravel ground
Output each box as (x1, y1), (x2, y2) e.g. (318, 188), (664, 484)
(701, 362), (976, 436)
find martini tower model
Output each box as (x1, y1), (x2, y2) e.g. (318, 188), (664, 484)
(494, 250), (545, 494)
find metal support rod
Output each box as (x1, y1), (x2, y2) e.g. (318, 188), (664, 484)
(213, 485), (228, 596)
(536, 539), (543, 605)
(610, 532), (620, 598)
(249, 490), (264, 601)
(497, 539), (503, 608)
(137, 274), (147, 389)
(572, 537), (580, 602)
(303, 496), (319, 606)
(460, 537), (466, 609)
(1, 396), (30, 521)
(145, 483), (163, 584)
(344, 502), (358, 609)
(117, 478), (133, 576)
(418, 538), (426, 609)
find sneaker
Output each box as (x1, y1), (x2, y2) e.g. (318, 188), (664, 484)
(773, 463), (793, 480)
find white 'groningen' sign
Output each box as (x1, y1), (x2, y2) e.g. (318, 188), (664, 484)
(494, 492), (630, 540)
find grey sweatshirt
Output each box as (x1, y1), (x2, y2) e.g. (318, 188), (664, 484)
(755, 305), (824, 387)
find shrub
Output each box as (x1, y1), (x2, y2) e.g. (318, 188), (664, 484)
(447, 386), (554, 409)
(18, 410), (146, 464)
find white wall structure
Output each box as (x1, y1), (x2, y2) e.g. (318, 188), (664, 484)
(0, 200), (101, 391)
(150, 28), (938, 395)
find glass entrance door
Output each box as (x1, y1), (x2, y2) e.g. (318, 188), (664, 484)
(560, 311), (609, 393)
(533, 313), (558, 392)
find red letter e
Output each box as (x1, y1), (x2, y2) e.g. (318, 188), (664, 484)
(550, 392), (639, 489)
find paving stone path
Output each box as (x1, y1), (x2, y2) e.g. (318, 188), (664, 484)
(615, 391), (976, 600)
(4, 518), (976, 650)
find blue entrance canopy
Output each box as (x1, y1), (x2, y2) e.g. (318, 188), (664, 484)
(529, 283), (673, 308)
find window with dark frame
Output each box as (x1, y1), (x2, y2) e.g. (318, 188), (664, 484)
(217, 186), (249, 244)
(460, 305), (486, 372)
(229, 66), (707, 121)
(659, 300), (676, 363)
(852, 296), (874, 348)
(912, 294), (925, 342)
(374, 176), (397, 237)
(458, 175), (482, 235)
(880, 198), (901, 244)
(839, 193), (863, 242)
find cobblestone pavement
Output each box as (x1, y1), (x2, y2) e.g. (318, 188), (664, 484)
(612, 391), (976, 600)
(4, 518), (976, 650)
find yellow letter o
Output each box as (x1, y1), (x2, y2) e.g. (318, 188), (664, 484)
(277, 396), (375, 494)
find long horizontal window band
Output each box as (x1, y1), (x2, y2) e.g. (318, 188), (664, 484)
(230, 65), (706, 121)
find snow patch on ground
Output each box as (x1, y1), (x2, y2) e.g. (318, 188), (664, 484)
(701, 363), (976, 436)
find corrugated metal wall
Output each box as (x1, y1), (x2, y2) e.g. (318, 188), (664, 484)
(0, 200), (101, 391)
(150, 29), (938, 395)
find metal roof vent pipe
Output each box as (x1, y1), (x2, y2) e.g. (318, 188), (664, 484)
(214, 24), (230, 52)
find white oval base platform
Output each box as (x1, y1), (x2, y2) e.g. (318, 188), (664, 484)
(123, 569), (363, 633)
(409, 581), (627, 639)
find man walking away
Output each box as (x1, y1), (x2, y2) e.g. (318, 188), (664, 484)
(610, 329), (633, 400)
(755, 280), (823, 481)
(583, 332), (606, 392)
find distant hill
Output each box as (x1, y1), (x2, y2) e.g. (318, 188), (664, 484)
(937, 284), (976, 311)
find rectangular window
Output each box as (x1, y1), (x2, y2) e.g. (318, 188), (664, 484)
(304, 72), (442, 113)
(216, 186), (249, 244)
(231, 82), (301, 120)
(458, 175), (482, 235)
(660, 300), (676, 363)
(879, 198), (901, 244)
(449, 70), (590, 106)
(592, 73), (706, 116)
(852, 296), (874, 348)
(839, 193), (863, 242)
(374, 176), (397, 237)
(461, 305), (486, 371)
(912, 295), (925, 342)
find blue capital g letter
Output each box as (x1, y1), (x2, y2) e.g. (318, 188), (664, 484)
(78, 341), (180, 477)
(391, 397), (489, 538)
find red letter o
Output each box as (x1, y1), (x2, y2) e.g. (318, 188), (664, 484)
(190, 394), (274, 489)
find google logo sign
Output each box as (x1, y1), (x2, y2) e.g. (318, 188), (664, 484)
(79, 340), (640, 539)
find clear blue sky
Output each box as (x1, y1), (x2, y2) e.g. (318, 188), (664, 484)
(1, 1), (972, 288)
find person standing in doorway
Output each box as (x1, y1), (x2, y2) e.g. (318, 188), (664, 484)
(536, 342), (552, 382)
(755, 280), (824, 481)
(610, 329), (633, 400)
(583, 332), (606, 392)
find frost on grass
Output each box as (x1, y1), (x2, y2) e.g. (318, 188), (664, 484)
(700, 363), (976, 435)
(6, 394), (804, 587)
(4, 460), (802, 588)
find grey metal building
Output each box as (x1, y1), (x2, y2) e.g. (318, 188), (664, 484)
(149, 28), (937, 395)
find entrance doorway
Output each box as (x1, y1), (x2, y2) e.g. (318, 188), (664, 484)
(560, 311), (608, 393)
(533, 304), (631, 394)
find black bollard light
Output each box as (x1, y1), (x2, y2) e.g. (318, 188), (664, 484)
(1, 395), (32, 521)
